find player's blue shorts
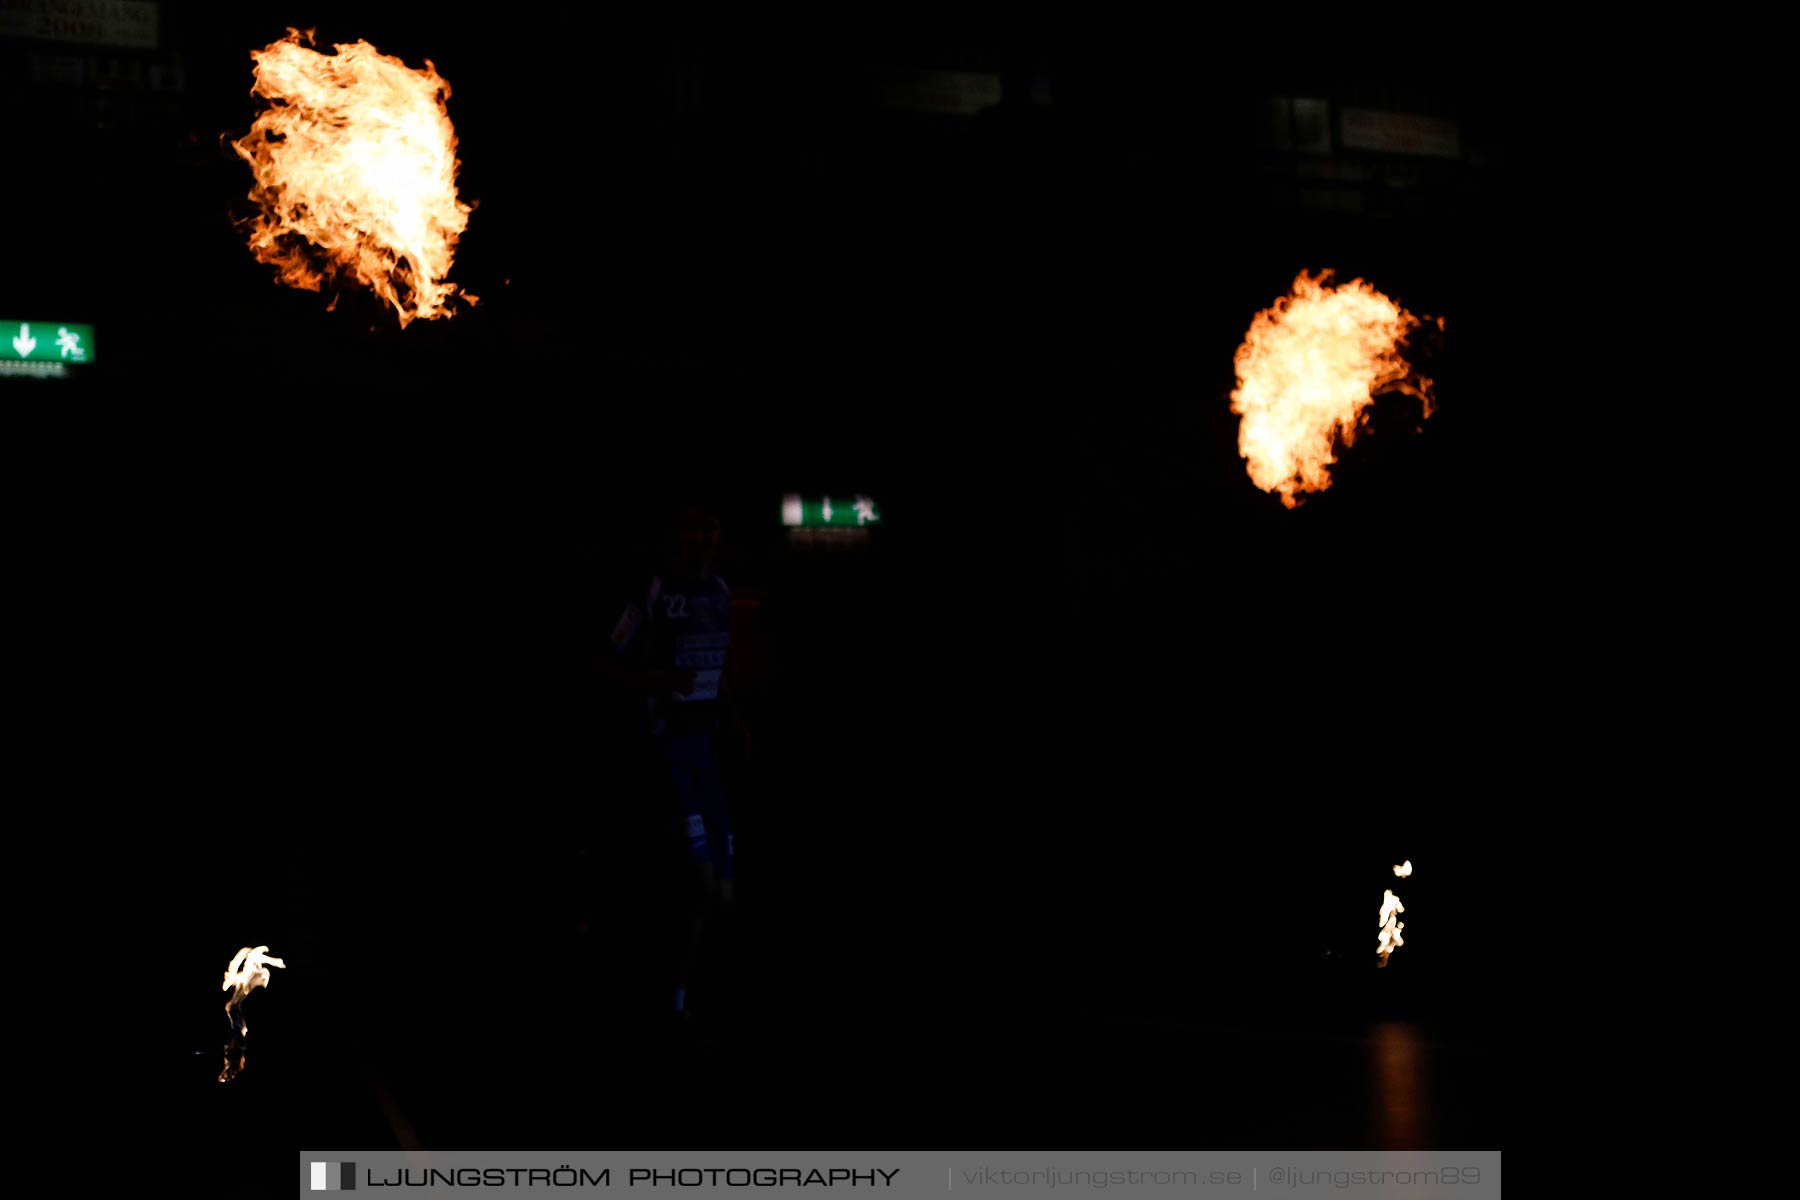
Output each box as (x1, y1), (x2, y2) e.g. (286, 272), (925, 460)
(653, 731), (734, 881)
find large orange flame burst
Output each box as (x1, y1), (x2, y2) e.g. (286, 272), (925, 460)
(231, 29), (475, 327)
(1230, 271), (1440, 508)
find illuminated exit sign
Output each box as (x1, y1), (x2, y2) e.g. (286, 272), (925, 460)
(3, 320), (96, 364)
(782, 494), (881, 527)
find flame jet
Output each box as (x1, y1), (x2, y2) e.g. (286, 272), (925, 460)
(219, 945), (284, 1082)
(1377, 861), (1412, 967)
(1230, 271), (1441, 507)
(1377, 889), (1405, 966)
(222, 945), (285, 1037)
(231, 29), (475, 326)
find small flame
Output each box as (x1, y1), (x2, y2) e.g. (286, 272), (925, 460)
(231, 29), (475, 327)
(219, 945), (283, 1082)
(1231, 270), (1440, 507)
(1377, 889), (1405, 967)
(1393, 860), (1412, 878)
(223, 949), (286, 1021)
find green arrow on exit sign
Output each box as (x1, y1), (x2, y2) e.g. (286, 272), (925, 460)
(3, 320), (96, 363)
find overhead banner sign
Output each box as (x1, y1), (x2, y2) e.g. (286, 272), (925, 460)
(0, 0), (159, 50)
(1339, 108), (1461, 159)
(873, 68), (1001, 115)
(2, 319), (96, 364)
(782, 494), (881, 528)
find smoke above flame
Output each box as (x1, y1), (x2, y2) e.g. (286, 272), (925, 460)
(231, 29), (475, 327)
(1230, 271), (1441, 508)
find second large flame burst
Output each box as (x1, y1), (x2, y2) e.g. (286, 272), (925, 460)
(1231, 271), (1440, 508)
(231, 29), (475, 327)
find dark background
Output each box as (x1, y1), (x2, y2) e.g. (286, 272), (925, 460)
(5, 3), (1552, 1181)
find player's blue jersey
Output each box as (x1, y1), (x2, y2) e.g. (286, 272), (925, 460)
(610, 572), (732, 710)
(610, 572), (737, 877)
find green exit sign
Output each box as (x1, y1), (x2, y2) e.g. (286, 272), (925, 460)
(782, 494), (881, 527)
(3, 320), (96, 364)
